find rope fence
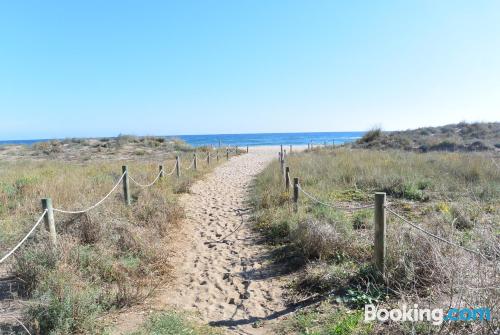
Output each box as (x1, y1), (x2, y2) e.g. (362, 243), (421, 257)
(385, 207), (488, 260)
(184, 157), (195, 170)
(297, 183), (375, 211)
(129, 170), (162, 188)
(53, 172), (126, 214)
(0, 210), (48, 264)
(0, 148), (245, 264)
(276, 143), (493, 276)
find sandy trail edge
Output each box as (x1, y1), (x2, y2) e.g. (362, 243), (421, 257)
(112, 147), (288, 334)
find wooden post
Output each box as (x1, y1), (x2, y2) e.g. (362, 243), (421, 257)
(159, 165), (164, 178)
(226, 149), (229, 160)
(374, 192), (386, 276)
(207, 152), (210, 165)
(284, 149), (287, 160)
(289, 144), (292, 153)
(193, 153), (197, 170)
(41, 198), (56, 246)
(176, 156), (180, 177)
(293, 178), (299, 213)
(280, 144), (283, 161)
(216, 150), (219, 162)
(280, 158), (285, 179)
(285, 167), (290, 191)
(122, 166), (130, 205)
(246, 145), (249, 153)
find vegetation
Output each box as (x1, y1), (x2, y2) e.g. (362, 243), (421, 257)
(0, 142), (234, 334)
(0, 135), (204, 162)
(277, 303), (372, 335)
(252, 147), (499, 334)
(130, 311), (222, 335)
(352, 122), (500, 152)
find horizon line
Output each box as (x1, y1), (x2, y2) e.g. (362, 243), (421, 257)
(0, 130), (367, 143)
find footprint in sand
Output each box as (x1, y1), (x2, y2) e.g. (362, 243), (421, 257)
(159, 148), (287, 334)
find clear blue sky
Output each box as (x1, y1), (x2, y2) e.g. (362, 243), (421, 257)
(1, 1), (499, 140)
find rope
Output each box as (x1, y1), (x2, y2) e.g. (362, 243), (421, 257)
(491, 157), (500, 170)
(386, 207), (489, 261)
(184, 158), (195, 170)
(297, 184), (374, 211)
(129, 170), (162, 188)
(53, 172), (126, 214)
(164, 161), (178, 176)
(0, 315), (32, 334)
(0, 209), (48, 264)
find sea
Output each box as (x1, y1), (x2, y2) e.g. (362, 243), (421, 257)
(0, 132), (363, 147)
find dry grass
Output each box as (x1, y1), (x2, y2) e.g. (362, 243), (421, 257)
(0, 144), (234, 334)
(0, 135), (202, 162)
(252, 147), (499, 334)
(352, 122), (500, 152)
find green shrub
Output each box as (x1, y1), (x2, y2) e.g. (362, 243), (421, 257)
(381, 182), (428, 201)
(295, 261), (356, 293)
(131, 311), (221, 335)
(326, 310), (371, 335)
(357, 128), (382, 144)
(27, 268), (108, 335)
(14, 243), (58, 295)
(352, 210), (372, 230)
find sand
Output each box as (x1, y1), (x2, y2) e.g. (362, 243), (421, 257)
(164, 147), (285, 333)
(112, 146), (294, 334)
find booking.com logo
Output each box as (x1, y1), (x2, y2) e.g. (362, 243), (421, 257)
(365, 304), (491, 325)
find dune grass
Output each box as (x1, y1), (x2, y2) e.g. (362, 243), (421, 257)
(252, 147), (499, 334)
(0, 148), (233, 334)
(129, 311), (223, 335)
(352, 122), (500, 151)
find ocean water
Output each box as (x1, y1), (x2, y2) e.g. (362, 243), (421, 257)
(0, 132), (363, 147)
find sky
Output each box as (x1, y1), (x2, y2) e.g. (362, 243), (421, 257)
(0, 1), (499, 140)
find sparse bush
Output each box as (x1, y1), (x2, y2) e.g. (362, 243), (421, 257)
(173, 178), (193, 194)
(32, 141), (63, 155)
(468, 140), (490, 151)
(171, 138), (193, 151)
(117, 134), (139, 145)
(384, 182), (429, 201)
(27, 267), (107, 335)
(14, 241), (58, 295)
(131, 311), (222, 335)
(450, 205), (474, 230)
(357, 127), (381, 144)
(386, 230), (450, 291)
(352, 210), (372, 229)
(295, 261), (355, 293)
(293, 219), (349, 260)
(429, 140), (462, 151)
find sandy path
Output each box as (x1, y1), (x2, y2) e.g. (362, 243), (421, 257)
(111, 147), (291, 334)
(156, 147), (286, 334)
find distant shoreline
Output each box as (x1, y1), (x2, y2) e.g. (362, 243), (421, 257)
(0, 132), (363, 147)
